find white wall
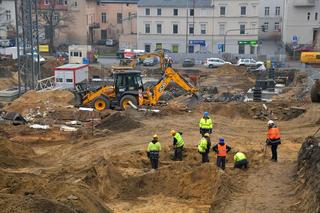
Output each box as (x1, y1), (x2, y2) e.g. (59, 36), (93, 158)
(137, 0), (259, 54)
(0, 0), (16, 39)
(282, 0), (320, 44)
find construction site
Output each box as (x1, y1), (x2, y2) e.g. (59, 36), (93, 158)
(0, 50), (320, 213)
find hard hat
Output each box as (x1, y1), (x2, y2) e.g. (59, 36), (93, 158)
(153, 134), (158, 139)
(204, 111), (209, 117)
(219, 137), (225, 144)
(267, 120), (274, 126)
(204, 133), (210, 137)
(170, 130), (176, 136)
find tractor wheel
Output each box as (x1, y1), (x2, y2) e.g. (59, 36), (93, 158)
(92, 96), (110, 111)
(120, 95), (137, 110)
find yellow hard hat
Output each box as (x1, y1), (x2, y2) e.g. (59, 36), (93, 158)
(153, 134), (158, 139)
(170, 130), (176, 136)
(204, 133), (210, 137)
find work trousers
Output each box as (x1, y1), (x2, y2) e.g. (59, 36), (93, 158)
(200, 152), (209, 163)
(200, 128), (212, 136)
(216, 156), (226, 170)
(271, 144), (278, 161)
(150, 157), (159, 169)
(174, 146), (183, 161)
(234, 159), (248, 169)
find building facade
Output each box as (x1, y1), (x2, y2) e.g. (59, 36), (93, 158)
(258, 0), (284, 40)
(282, 0), (320, 45)
(0, 0), (16, 39)
(137, 0), (259, 54)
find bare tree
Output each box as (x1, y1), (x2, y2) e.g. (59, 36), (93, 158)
(38, 0), (74, 53)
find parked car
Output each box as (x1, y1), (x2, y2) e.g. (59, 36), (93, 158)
(204, 58), (231, 68)
(182, 58), (195, 67)
(96, 39), (107, 45)
(143, 57), (156, 66)
(106, 39), (117, 46)
(237, 58), (264, 67)
(26, 52), (46, 64)
(154, 48), (171, 53)
(116, 48), (125, 58)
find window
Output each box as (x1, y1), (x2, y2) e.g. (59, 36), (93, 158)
(156, 43), (162, 49)
(265, 7), (269, 16)
(44, 0), (49, 5)
(58, 0), (63, 5)
(64, 0), (68, 5)
(239, 45), (245, 54)
(101, 12), (107, 23)
(157, 24), (162, 34)
(173, 24), (178, 34)
(53, 14), (59, 22)
(190, 9), (194, 16)
(250, 46), (255, 54)
(145, 23), (150, 33)
(5, 10), (10, 20)
(173, 9), (178, 16)
(200, 24), (206, 35)
(172, 44), (179, 53)
(56, 78), (63, 83)
(66, 79), (73, 83)
(189, 24), (194, 34)
(240, 6), (246, 15)
(220, 6), (226, 16)
(117, 13), (122, 24)
(316, 12), (318, 20)
(157, 8), (161, 16)
(145, 8), (150, 15)
(188, 45), (194, 53)
(274, 22), (280, 31)
(264, 22), (269, 31)
(145, 44), (151, 52)
(219, 24), (225, 35)
(74, 1), (77, 6)
(240, 24), (245, 34)
(275, 7), (280, 16)
(101, 29), (107, 39)
(307, 12), (310, 20)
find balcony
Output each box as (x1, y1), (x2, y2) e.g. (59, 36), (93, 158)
(293, 0), (316, 7)
(38, 2), (68, 11)
(89, 22), (100, 29)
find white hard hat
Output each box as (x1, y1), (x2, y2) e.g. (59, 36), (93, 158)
(267, 120), (274, 126)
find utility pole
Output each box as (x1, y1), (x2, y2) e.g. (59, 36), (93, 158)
(14, 0), (21, 96)
(185, 0), (189, 53)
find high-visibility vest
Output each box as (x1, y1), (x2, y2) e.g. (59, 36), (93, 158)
(217, 144), (227, 157)
(267, 127), (280, 140)
(174, 132), (184, 148)
(198, 137), (207, 153)
(234, 152), (246, 162)
(199, 117), (213, 129)
(147, 141), (161, 152)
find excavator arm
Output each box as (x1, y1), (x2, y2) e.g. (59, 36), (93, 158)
(142, 67), (198, 106)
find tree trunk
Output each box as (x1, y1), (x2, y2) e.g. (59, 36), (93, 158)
(49, 23), (55, 53)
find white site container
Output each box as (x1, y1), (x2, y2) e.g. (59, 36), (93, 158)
(54, 64), (89, 89)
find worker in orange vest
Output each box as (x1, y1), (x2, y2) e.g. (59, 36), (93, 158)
(266, 120), (281, 162)
(212, 138), (231, 170)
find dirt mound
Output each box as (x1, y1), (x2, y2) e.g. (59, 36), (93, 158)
(41, 59), (64, 78)
(95, 111), (142, 132)
(4, 90), (75, 115)
(0, 71), (18, 90)
(0, 138), (37, 168)
(297, 136), (320, 212)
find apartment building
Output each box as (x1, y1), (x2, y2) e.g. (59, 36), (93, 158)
(282, 0), (320, 45)
(137, 0), (259, 54)
(259, 0), (284, 40)
(0, 0), (15, 39)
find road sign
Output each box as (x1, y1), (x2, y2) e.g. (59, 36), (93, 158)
(189, 40), (206, 46)
(217, 43), (224, 51)
(238, 40), (257, 45)
(292, 35), (298, 42)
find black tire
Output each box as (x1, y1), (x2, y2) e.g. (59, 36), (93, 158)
(120, 95), (138, 110)
(92, 96), (110, 111)
(208, 64), (214, 68)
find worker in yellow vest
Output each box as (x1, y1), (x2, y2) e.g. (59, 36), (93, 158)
(234, 151), (248, 169)
(147, 134), (161, 171)
(199, 112), (213, 136)
(170, 130), (185, 161)
(197, 133), (211, 163)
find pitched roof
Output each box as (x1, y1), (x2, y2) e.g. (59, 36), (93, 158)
(138, 0), (213, 8)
